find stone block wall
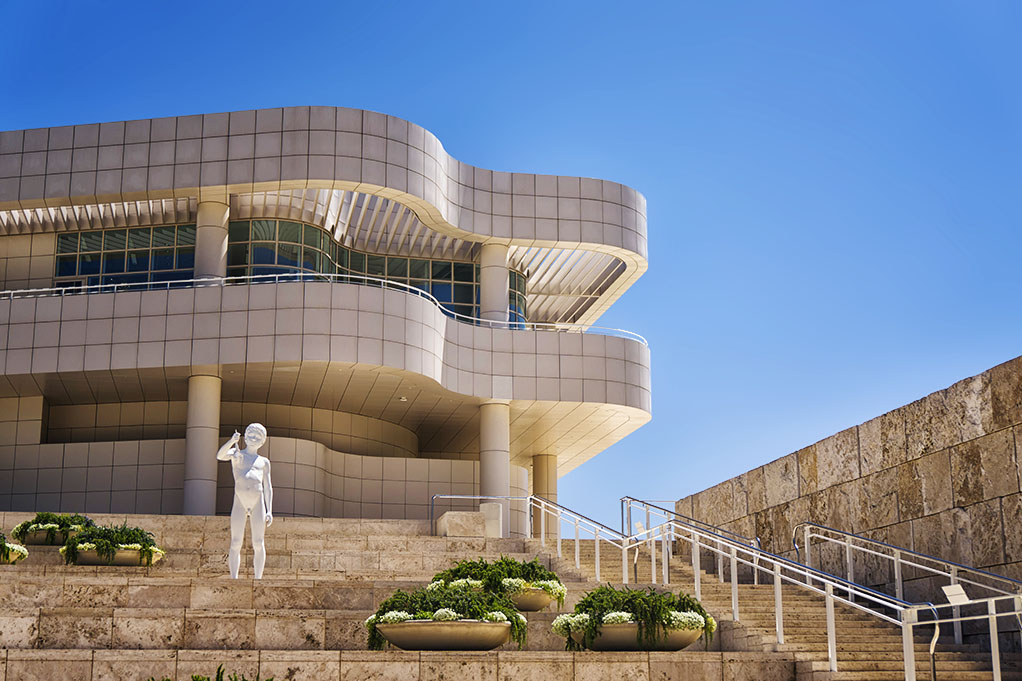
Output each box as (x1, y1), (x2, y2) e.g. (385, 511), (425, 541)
(677, 355), (1022, 594)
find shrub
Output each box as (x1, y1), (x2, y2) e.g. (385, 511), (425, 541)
(146, 663), (273, 681)
(430, 556), (566, 605)
(0, 531), (28, 563)
(60, 522), (164, 566)
(364, 581), (527, 650)
(11, 512), (95, 544)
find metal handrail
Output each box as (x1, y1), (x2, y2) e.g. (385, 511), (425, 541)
(793, 520), (1022, 598)
(0, 272), (649, 345)
(621, 496), (762, 548)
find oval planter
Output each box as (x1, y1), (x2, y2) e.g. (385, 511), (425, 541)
(511, 587), (555, 612)
(73, 548), (164, 567)
(375, 620), (511, 651)
(571, 623), (702, 651)
(18, 529), (75, 545)
(0, 551), (27, 565)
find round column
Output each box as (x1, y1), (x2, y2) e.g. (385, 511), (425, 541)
(182, 374), (222, 515)
(479, 243), (509, 322)
(479, 401), (510, 536)
(194, 200), (230, 278)
(532, 453), (558, 539)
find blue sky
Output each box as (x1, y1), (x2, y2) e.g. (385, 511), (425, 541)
(2, 2), (1019, 528)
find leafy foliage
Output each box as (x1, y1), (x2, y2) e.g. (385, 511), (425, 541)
(432, 556), (565, 603)
(0, 531), (28, 563)
(11, 512), (95, 544)
(365, 582), (526, 650)
(561, 585), (715, 651)
(62, 522), (163, 566)
(146, 664), (273, 681)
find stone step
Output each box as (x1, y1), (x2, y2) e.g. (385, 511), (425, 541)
(0, 648), (798, 681)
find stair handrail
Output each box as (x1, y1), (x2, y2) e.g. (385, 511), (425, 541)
(792, 521), (1022, 603)
(621, 496), (761, 548)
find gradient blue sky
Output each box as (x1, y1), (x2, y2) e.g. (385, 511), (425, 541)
(2, 2), (1019, 528)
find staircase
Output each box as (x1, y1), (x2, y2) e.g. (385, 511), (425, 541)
(537, 538), (1022, 681)
(0, 511), (793, 680)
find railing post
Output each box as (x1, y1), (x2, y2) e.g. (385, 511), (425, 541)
(951, 566), (962, 645)
(902, 608), (917, 681)
(661, 526), (669, 585)
(730, 546), (740, 622)
(773, 563), (784, 645)
(825, 583), (837, 673)
(803, 526), (813, 583)
(540, 505), (546, 545)
(622, 543), (629, 585)
(692, 531), (701, 602)
(893, 549), (903, 601)
(556, 510), (562, 559)
(989, 599), (1002, 681)
(574, 519), (580, 570)
(753, 553), (760, 586)
(595, 534), (601, 582)
(717, 540), (725, 583)
(845, 537), (855, 600)
(650, 527), (657, 584)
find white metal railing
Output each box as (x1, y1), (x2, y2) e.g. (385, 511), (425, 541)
(434, 493), (946, 679)
(794, 521), (1022, 645)
(0, 272), (648, 345)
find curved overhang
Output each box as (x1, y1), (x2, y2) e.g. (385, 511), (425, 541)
(0, 281), (651, 475)
(0, 106), (648, 327)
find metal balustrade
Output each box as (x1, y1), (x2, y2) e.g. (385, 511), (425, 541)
(0, 272), (648, 345)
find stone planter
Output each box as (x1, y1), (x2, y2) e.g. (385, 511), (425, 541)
(375, 620), (511, 650)
(72, 548), (164, 567)
(571, 623), (702, 651)
(18, 529), (76, 545)
(0, 550), (27, 565)
(510, 587), (555, 612)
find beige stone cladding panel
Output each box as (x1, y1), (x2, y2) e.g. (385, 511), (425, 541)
(0, 233), (54, 290)
(0, 106), (648, 266)
(676, 354), (1022, 585)
(0, 281), (651, 414)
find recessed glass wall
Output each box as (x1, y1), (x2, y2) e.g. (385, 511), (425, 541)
(53, 220), (528, 323)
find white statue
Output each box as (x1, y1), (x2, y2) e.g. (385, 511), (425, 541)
(217, 423), (273, 579)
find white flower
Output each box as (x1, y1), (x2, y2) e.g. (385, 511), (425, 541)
(517, 613), (527, 625)
(552, 614), (574, 637)
(665, 610), (705, 631)
(2, 542), (28, 561)
(379, 610), (414, 624)
(432, 608), (460, 622)
(603, 611), (634, 624)
(363, 614), (377, 628)
(533, 580), (567, 601)
(482, 611), (508, 623)
(501, 577), (528, 593)
(449, 578), (483, 590)
(426, 580), (445, 591)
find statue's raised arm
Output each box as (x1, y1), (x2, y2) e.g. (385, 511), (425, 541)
(217, 430), (241, 461)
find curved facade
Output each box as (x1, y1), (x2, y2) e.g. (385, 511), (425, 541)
(0, 106), (650, 535)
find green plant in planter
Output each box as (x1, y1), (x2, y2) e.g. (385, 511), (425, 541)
(430, 556), (567, 605)
(364, 581), (528, 650)
(146, 663), (274, 681)
(0, 531), (28, 563)
(11, 511), (95, 544)
(60, 522), (165, 566)
(551, 585), (716, 651)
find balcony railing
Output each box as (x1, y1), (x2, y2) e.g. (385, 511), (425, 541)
(0, 272), (648, 345)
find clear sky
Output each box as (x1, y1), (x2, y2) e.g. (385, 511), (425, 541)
(2, 1), (1019, 529)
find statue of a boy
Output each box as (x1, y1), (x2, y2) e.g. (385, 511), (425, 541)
(217, 423), (273, 579)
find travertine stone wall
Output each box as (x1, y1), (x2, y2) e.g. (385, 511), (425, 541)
(677, 355), (1022, 589)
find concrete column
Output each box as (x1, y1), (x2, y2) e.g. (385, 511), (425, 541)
(479, 243), (509, 322)
(479, 401), (510, 536)
(532, 453), (558, 539)
(182, 374), (221, 515)
(194, 201), (230, 278)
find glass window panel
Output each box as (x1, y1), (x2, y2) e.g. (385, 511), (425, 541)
(81, 231), (103, 251)
(176, 247), (195, 269)
(251, 243), (275, 265)
(430, 282), (452, 303)
(127, 250), (149, 272)
(409, 259), (429, 279)
(303, 224), (320, 247)
(227, 267), (247, 278)
(366, 255), (386, 276)
(152, 226), (176, 248)
(56, 255), (77, 277)
(349, 251), (365, 272)
(454, 283), (474, 304)
(453, 262), (473, 283)
(386, 257), (408, 278)
(176, 224), (196, 245)
(277, 243), (300, 268)
(228, 244), (249, 267)
(103, 251), (125, 274)
(57, 233), (79, 254)
(453, 304), (474, 318)
(301, 247), (317, 271)
(228, 221), (250, 243)
(431, 261), (451, 280)
(151, 249), (175, 270)
(104, 229), (126, 251)
(475, 286), (480, 304)
(127, 227), (151, 250)
(335, 247), (347, 269)
(251, 219), (276, 241)
(319, 231), (329, 251)
(279, 221), (302, 243)
(317, 251), (331, 274)
(410, 279), (429, 292)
